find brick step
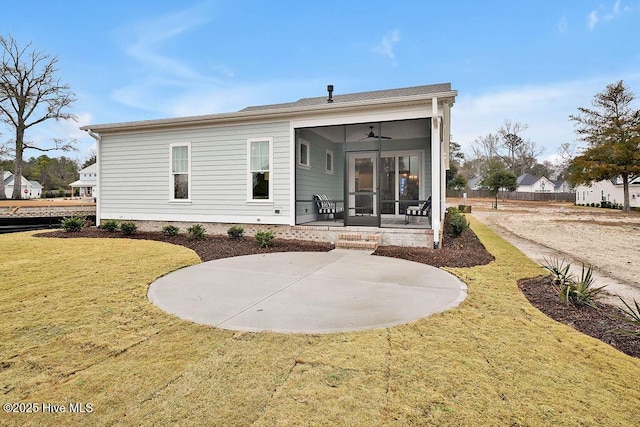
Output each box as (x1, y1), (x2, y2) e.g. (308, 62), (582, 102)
(335, 233), (381, 250)
(335, 240), (378, 250)
(337, 233), (380, 242)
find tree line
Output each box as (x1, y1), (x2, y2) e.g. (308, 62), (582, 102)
(448, 81), (640, 210)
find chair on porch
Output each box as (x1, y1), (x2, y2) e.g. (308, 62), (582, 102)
(404, 195), (431, 225)
(313, 194), (343, 221)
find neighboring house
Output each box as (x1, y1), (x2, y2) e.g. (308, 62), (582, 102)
(575, 176), (640, 207)
(553, 179), (572, 193)
(516, 173), (554, 193)
(466, 176), (483, 190)
(2, 171), (43, 199)
(80, 83), (457, 248)
(70, 163), (97, 199)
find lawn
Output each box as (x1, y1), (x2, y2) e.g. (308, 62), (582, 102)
(1, 219), (639, 426)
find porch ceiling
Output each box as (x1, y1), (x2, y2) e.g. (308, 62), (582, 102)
(306, 119), (429, 144)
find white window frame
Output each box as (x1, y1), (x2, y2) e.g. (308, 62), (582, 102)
(325, 149), (334, 175)
(169, 142), (191, 203)
(298, 140), (310, 168)
(247, 137), (273, 203)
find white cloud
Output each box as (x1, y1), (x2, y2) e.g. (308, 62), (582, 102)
(373, 30), (400, 60)
(588, 0), (634, 29)
(588, 10), (599, 30)
(111, 3), (234, 114)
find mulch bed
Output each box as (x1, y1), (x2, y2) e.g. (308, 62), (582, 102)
(37, 228), (334, 261)
(519, 276), (640, 359)
(36, 223), (639, 358)
(372, 226), (495, 268)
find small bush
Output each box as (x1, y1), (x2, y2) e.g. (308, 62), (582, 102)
(119, 221), (137, 235)
(162, 225), (180, 236)
(61, 216), (85, 232)
(613, 298), (640, 337)
(99, 219), (119, 232)
(447, 208), (469, 237)
(255, 230), (275, 248)
(227, 225), (245, 239)
(187, 224), (206, 240)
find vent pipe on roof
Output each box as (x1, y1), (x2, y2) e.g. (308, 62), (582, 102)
(327, 85), (334, 103)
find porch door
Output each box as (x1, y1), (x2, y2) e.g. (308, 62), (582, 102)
(346, 152), (378, 226)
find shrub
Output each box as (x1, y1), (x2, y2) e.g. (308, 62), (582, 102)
(61, 216), (85, 232)
(447, 208), (469, 237)
(187, 224), (206, 240)
(255, 230), (275, 248)
(613, 298), (640, 337)
(119, 221), (137, 235)
(227, 225), (245, 239)
(543, 258), (605, 308)
(99, 219), (119, 232)
(542, 257), (573, 288)
(162, 225), (180, 236)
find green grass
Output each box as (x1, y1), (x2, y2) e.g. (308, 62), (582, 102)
(1, 221), (639, 426)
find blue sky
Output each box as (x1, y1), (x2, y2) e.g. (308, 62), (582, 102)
(2, 0), (639, 165)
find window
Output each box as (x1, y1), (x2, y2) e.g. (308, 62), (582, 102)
(170, 143), (190, 201)
(248, 138), (272, 201)
(299, 140), (310, 167)
(326, 149), (334, 174)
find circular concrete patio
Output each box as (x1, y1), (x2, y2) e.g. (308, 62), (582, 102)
(148, 250), (467, 334)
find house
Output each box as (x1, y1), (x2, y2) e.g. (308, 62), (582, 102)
(2, 171), (43, 199)
(70, 163), (97, 199)
(575, 177), (640, 207)
(466, 176), (483, 190)
(516, 173), (554, 193)
(552, 179), (572, 193)
(80, 83), (457, 248)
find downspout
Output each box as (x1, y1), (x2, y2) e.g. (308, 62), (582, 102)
(85, 129), (102, 226)
(431, 97), (442, 248)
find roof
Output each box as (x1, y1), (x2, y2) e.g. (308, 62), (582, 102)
(241, 83), (452, 112)
(29, 181), (43, 189)
(70, 180), (96, 187)
(81, 83), (457, 133)
(517, 173), (539, 186)
(79, 163), (97, 174)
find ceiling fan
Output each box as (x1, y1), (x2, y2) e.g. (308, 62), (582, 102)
(360, 126), (392, 140)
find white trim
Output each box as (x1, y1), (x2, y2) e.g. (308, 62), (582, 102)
(299, 139), (311, 168)
(169, 142), (191, 202)
(247, 137), (273, 202)
(325, 149), (334, 175)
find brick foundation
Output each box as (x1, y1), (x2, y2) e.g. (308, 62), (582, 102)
(131, 220), (435, 247)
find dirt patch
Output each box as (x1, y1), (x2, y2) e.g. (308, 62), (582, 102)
(519, 275), (640, 359)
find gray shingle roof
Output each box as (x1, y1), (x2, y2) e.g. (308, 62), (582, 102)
(241, 83), (452, 112)
(517, 173), (539, 186)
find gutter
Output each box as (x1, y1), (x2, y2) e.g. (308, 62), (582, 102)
(79, 90), (458, 134)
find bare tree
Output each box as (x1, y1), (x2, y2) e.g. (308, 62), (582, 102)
(0, 35), (76, 199)
(497, 120), (544, 175)
(0, 135), (9, 199)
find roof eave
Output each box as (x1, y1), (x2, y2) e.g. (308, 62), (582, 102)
(80, 90), (458, 134)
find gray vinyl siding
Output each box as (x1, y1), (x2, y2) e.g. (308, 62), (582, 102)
(99, 121), (291, 222)
(295, 137), (344, 219)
